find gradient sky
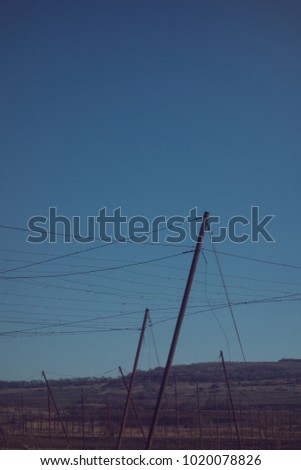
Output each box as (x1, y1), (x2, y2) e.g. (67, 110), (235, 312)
(0, 0), (300, 381)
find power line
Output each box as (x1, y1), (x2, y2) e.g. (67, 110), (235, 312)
(210, 235), (248, 364)
(202, 252), (231, 361)
(0, 250), (193, 280)
(205, 248), (301, 270)
(0, 241), (120, 275)
(0, 218), (194, 275)
(0, 307), (146, 337)
(148, 314), (161, 367)
(1, 293), (300, 338)
(1, 223), (301, 271)
(152, 293), (301, 326)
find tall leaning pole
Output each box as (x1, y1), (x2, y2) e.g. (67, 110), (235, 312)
(145, 211), (210, 449)
(117, 308), (150, 449)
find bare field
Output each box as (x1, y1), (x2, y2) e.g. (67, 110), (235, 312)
(1, 360), (301, 449)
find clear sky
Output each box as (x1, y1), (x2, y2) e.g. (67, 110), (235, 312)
(0, 0), (300, 381)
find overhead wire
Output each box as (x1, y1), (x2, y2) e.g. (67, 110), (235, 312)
(151, 293), (301, 326)
(209, 231), (248, 364)
(148, 314), (161, 367)
(2, 292), (300, 338)
(202, 251), (231, 361)
(0, 218), (196, 275)
(0, 249), (194, 280)
(1, 222), (301, 274)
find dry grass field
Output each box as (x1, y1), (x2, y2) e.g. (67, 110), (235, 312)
(1, 360), (301, 450)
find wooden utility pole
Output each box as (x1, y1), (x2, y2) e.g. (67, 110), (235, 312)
(146, 211), (209, 449)
(42, 371), (71, 448)
(220, 351), (242, 449)
(117, 308), (149, 449)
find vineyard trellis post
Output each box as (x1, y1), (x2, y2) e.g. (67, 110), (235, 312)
(42, 371), (71, 449)
(118, 366), (146, 444)
(117, 308), (149, 449)
(220, 350), (242, 449)
(81, 389), (86, 449)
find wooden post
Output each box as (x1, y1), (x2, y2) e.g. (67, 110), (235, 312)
(173, 372), (180, 449)
(42, 371), (71, 448)
(47, 389), (52, 447)
(117, 308), (149, 449)
(220, 351), (242, 449)
(119, 366), (146, 444)
(81, 389), (86, 449)
(196, 384), (203, 448)
(213, 390), (220, 449)
(0, 426), (8, 449)
(106, 394), (112, 447)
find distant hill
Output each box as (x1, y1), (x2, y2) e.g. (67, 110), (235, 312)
(1, 359), (301, 389)
(0, 360), (301, 449)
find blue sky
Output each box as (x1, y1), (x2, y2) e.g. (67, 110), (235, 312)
(0, 0), (300, 381)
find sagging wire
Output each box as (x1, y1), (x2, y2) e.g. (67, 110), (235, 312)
(202, 251), (231, 361)
(209, 231), (248, 366)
